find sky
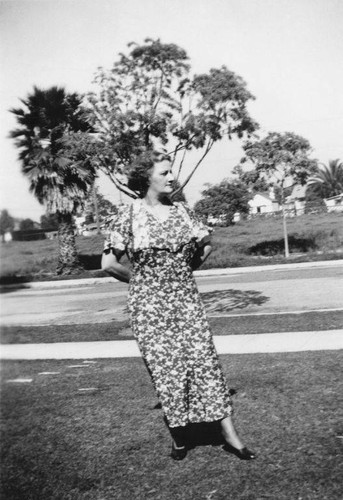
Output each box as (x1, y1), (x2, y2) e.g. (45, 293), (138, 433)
(1, 0), (343, 220)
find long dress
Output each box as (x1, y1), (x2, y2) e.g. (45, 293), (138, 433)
(104, 199), (232, 428)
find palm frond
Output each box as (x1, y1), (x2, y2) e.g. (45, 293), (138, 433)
(307, 159), (343, 198)
(10, 86), (97, 214)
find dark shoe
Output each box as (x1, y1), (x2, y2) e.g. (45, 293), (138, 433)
(171, 442), (187, 461)
(223, 443), (256, 460)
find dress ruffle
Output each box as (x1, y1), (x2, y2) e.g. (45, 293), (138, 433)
(104, 200), (212, 255)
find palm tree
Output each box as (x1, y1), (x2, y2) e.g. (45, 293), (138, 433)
(10, 86), (96, 274)
(307, 159), (343, 199)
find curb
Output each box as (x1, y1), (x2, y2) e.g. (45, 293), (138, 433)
(1, 259), (342, 290)
(1, 330), (343, 359)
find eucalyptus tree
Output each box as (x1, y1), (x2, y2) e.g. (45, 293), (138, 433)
(86, 38), (258, 198)
(239, 132), (318, 257)
(10, 86), (97, 274)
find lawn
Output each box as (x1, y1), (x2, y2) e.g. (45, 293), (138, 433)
(1, 311), (343, 344)
(203, 211), (343, 269)
(1, 212), (342, 283)
(1, 352), (342, 499)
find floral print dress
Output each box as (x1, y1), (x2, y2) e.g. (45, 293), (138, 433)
(104, 199), (232, 428)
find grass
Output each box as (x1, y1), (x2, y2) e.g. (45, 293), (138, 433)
(202, 211), (343, 269)
(1, 212), (342, 283)
(1, 352), (342, 499)
(0, 235), (124, 284)
(1, 311), (343, 344)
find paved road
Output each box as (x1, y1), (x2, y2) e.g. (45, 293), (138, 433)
(1, 264), (343, 326)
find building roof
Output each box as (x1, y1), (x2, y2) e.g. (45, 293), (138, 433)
(251, 192), (273, 201)
(325, 193), (343, 201)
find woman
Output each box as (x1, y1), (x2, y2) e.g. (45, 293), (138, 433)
(102, 154), (256, 461)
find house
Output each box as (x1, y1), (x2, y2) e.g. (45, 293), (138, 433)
(324, 193), (343, 213)
(249, 185), (309, 217)
(285, 185), (307, 216)
(248, 190), (280, 215)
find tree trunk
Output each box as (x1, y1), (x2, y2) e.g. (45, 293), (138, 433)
(280, 183), (290, 258)
(92, 183), (101, 234)
(282, 205), (290, 258)
(56, 212), (82, 275)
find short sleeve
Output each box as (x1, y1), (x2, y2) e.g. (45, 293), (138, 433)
(179, 202), (212, 247)
(103, 204), (131, 255)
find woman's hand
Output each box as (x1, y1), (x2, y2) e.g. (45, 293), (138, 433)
(191, 243), (212, 270)
(101, 250), (132, 283)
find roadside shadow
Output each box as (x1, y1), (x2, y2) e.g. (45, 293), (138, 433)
(249, 235), (317, 256)
(0, 276), (31, 294)
(0, 284), (30, 294)
(201, 289), (269, 313)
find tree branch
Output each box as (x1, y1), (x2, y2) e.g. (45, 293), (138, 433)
(152, 67), (165, 111)
(97, 162), (139, 199)
(108, 171), (139, 199)
(175, 148), (187, 181)
(173, 139), (214, 196)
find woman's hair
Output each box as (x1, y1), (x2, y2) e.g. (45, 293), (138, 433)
(127, 151), (171, 197)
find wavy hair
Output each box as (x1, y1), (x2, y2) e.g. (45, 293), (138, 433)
(127, 151), (171, 197)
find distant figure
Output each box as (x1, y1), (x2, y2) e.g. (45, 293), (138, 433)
(102, 153), (256, 461)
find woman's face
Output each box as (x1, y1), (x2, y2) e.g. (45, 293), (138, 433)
(147, 161), (174, 196)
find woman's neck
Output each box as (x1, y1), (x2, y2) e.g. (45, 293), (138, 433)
(143, 192), (171, 207)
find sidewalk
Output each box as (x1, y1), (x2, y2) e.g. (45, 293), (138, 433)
(2, 259), (343, 290)
(1, 330), (342, 360)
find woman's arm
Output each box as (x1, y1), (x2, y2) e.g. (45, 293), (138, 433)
(101, 251), (132, 283)
(192, 243), (212, 270)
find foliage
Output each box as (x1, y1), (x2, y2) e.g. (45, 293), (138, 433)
(171, 180), (187, 202)
(84, 187), (118, 223)
(232, 165), (269, 193)
(238, 132), (318, 257)
(10, 86), (96, 215)
(304, 185), (327, 214)
(194, 179), (251, 225)
(40, 212), (59, 230)
(0, 209), (15, 236)
(307, 159), (343, 199)
(19, 218), (36, 231)
(86, 38), (258, 197)
(239, 132), (318, 199)
(10, 86), (89, 160)
(96, 191), (118, 219)
(14, 129), (96, 215)
(10, 86), (98, 274)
